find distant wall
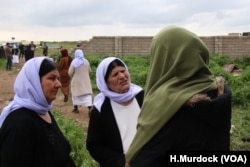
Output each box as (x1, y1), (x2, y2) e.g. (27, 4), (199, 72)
(82, 36), (250, 59)
(82, 36), (152, 56)
(200, 36), (250, 59)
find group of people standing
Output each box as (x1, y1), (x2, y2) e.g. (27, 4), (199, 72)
(2, 41), (37, 70)
(0, 26), (232, 167)
(17, 41), (37, 61)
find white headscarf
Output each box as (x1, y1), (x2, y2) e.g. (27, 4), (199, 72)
(71, 49), (85, 68)
(0, 57), (53, 127)
(94, 57), (142, 111)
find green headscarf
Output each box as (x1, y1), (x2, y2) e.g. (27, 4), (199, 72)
(126, 26), (217, 162)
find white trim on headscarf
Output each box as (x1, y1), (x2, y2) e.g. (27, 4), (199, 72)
(0, 57), (53, 127)
(94, 57), (142, 112)
(71, 49), (85, 68)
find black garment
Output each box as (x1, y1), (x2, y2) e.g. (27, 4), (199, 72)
(11, 48), (18, 55)
(0, 108), (75, 167)
(130, 85), (232, 167)
(86, 91), (144, 167)
(25, 44), (36, 62)
(25, 49), (34, 62)
(19, 44), (25, 59)
(43, 45), (48, 56)
(0, 46), (5, 58)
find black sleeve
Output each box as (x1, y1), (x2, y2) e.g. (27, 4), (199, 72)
(65, 156), (76, 167)
(193, 84), (232, 129)
(135, 90), (144, 107)
(86, 106), (125, 167)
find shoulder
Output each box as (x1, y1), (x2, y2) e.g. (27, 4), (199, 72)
(135, 90), (144, 107)
(1, 108), (40, 130)
(136, 90), (144, 97)
(60, 57), (68, 61)
(68, 56), (73, 60)
(97, 97), (112, 113)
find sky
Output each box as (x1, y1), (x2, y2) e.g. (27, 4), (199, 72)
(1, 0), (250, 42)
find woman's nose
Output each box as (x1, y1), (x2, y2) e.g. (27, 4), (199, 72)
(56, 79), (62, 88)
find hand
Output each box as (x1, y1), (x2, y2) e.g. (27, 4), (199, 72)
(125, 163), (130, 167)
(215, 76), (224, 96)
(186, 94), (211, 107)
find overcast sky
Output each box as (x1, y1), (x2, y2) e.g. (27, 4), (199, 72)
(1, 0), (250, 42)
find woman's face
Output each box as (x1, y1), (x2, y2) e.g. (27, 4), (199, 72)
(107, 66), (130, 93)
(41, 70), (62, 104)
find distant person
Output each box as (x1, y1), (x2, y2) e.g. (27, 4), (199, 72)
(43, 42), (48, 56)
(68, 49), (93, 113)
(4, 43), (12, 70)
(25, 41), (36, 62)
(56, 49), (73, 102)
(0, 46), (5, 58)
(18, 42), (25, 59)
(11, 44), (18, 55)
(0, 57), (76, 167)
(71, 41), (83, 55)
(76, 41), (83, 47)
(125, 26), (232, 167)
(12, 44), (19, 64)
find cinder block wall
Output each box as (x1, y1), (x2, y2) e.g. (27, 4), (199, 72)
(83, 36), (153, 56)
(83, 36), (115, 55)
(83, 36), (250, 59)
(201, 36), (250, 59)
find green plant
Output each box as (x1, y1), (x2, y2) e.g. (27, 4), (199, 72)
(1, 53), (250, 154)
(0, 58), (6, 68)
(52, 110), (98, 167)
(230, 107), (250, 150)
(49, 52), (61, 62)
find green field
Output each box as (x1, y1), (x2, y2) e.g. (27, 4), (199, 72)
(1, 43), (250, 166)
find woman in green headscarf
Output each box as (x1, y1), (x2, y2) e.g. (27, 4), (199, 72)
(125, 26), (232, 167)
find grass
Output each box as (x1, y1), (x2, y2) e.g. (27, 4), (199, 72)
(1, 50), (250, 166)
(52, 110), (98, 167)
(230, 107), (250, 150)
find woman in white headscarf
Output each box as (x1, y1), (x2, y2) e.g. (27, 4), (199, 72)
(86, 57), (144, 167)
(68, 49), (93, 113)
(0, 57), (76, 167)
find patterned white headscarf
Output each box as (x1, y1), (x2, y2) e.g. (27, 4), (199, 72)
(94, 57), (142, 111)
(0, 57), (53, 127)
(71, 49), (85, 68)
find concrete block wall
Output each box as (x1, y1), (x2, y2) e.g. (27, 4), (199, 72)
(201, 36), (250, 59)
(82, 35), (250, 59)
(83, 36), (115, 55)
(200, 36), (216, 53)
(121, 36), (152, 56)
(83, 36), (153, 56)
(223, 36), (250, 59)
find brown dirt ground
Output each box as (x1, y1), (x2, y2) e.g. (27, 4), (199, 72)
(0, 58), (89, 130)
